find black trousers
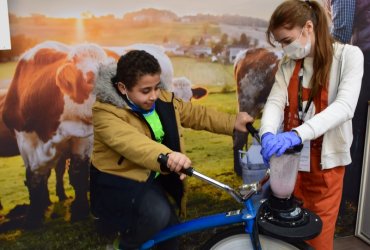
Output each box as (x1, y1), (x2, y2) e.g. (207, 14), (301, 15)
(343, 51), (370, 205)
(90, 166), (179, 250)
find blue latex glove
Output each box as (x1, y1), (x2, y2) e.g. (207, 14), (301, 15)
(260, 132), (285, 166)
(275, 131), (302, 156)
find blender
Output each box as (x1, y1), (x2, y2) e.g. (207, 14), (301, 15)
(258, 145), (322, 242)
(246, 124), (322, 243)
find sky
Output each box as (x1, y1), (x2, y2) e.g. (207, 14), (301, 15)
(8, 0), (283, 20)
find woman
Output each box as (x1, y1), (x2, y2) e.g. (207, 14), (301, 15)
(259, 1), (363, 249)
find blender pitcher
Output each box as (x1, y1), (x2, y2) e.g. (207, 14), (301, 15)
(269, 148), (301, 199)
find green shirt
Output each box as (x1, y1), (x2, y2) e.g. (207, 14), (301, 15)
(144, 110), (164, 178)
(144, 110), (164, 143)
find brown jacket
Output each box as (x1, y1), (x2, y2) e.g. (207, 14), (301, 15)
(91, 63), (236, 216)
(91, 89), (236, 181)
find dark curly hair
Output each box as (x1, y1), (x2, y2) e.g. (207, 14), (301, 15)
(111, 50), (161, 91)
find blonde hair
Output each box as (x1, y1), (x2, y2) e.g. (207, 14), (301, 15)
(267, 0), (334, 96)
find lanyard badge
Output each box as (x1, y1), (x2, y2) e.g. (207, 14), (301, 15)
(297, 60), (312, 123)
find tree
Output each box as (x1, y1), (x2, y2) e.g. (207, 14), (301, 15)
(254, 38), (259, 47)
(198, 37), (205, 46)
(220, 33), (228, 45)
(190, 37), (196, 46)
(202, 22), (210, 34)
(239, 33), (250, 47)
(212, 42), (224, 55)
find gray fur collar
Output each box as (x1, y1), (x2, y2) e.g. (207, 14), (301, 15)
(94, 62), (127, 108)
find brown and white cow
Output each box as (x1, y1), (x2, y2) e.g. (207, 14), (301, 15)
(233, 48), (281, 175)
(2, 41), (116, 226)
(0, 89), (19, 156)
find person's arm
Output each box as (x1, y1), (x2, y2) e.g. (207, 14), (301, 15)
(331, 0), (355, 43)
(177, 99), (253, 135)
(175, 98), (237, 135)
(294, 46), (364, 142)
(259, 60), (288, 137)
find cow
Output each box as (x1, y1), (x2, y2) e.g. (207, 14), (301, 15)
(172, 76), (208, 102)
(233, 48), (282, 175)
(0, 89), (18, 212)
(1, 40), (206, 228)
(1, 87), (85, 205)
(1, 88), (72, 215)
(0, 89), (19, 156)
(2, 41), (118, 227)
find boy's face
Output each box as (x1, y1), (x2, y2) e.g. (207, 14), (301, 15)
(120, 73), (161, 111)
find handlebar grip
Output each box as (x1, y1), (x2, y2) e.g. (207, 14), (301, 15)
(246, 123), (261, 144)
(157, 153), (194, 176)
(246, 123), (258, 136)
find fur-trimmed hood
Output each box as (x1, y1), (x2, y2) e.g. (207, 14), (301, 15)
(94, 62), (126, 108)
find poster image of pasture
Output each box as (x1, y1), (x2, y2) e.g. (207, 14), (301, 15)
(0, 0), (357, 249)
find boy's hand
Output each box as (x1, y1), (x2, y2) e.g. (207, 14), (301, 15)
(234, 112), (254, 132)
(167, 152), (192, 180)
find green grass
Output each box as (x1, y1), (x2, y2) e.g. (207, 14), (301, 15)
(0, 62), (17, 82)
(0, 157), (75, 216)
(0, 157), (28, 214)
(171, 57), (235, 88)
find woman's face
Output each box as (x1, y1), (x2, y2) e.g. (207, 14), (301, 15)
(119, 73), (161, 111)
(272, 21), (315, 57)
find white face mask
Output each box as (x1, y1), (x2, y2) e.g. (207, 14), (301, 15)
(283, 28), (311, 60)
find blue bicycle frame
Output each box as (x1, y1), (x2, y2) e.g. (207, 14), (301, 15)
(140, 199), (257, 249)
(138, 162), (266, 250)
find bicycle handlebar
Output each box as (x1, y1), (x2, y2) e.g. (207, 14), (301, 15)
(157, 153), (195, 176)
(157, 153), (269, 203)
(156, 123), (271, 203)
(246, 123), (260, 144)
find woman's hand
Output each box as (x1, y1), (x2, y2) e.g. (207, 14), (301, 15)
(166, 152), (192, 180)
(260, 131), (302, 165)
(260, 132), (281, 165)
(275, 131), (302, 156)
(234, 112), (254, 132)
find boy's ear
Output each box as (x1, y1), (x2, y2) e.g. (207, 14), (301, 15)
(117, 82), (126, 94)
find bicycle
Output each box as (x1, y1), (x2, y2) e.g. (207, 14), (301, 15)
(103, 124), (319, 250)
(134, 152), (312, 250)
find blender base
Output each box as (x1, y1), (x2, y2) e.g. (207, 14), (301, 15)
(257, 195), (322, 241)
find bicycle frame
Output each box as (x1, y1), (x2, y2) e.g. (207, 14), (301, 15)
(139, 162), (266, 250)
(140, 199), (257, 250)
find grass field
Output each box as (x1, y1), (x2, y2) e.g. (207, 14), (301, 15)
(171, 57), (235, 89)
(0, 62), (16, 87)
